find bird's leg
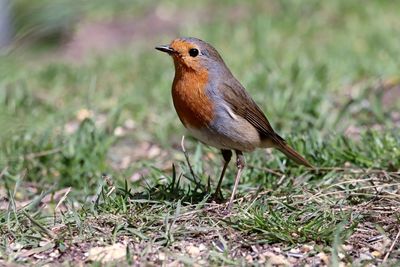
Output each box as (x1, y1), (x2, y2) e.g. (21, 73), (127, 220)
(213, 149), (232, 200)
(227, 151), (245, 210)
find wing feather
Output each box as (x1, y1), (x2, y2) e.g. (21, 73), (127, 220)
(218, 78), (313, 167)
(219, 79), (285, 145)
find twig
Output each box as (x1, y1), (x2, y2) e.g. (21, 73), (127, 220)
(55, 187), (71, 211)
(180, 135), (198, 184)
(53, 187), (71, 225)
(25, 148), (62, 160)
(22, 211), (56, 239)
(247, 165), (400, 178)
(309, 177), (377, 201)
(247, 164), (283, 176)
(312, 167), (400, 175)
(383, 228), (400, 263)
(0, 166), (8, 179)
(306, 182), (400, 202)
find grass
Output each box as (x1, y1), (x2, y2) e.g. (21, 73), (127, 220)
(1, 0), (400, 265)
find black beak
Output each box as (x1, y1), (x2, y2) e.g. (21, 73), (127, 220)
(155, 45), (174, 54)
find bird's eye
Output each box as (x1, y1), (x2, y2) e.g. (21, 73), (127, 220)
(189, 48), (199, 57)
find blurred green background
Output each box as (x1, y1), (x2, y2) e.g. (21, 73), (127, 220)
(1, 1), (400, 265)
(1, 0), (399, 191)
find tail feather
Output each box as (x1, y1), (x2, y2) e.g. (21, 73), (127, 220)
(277, 143), (313, 168)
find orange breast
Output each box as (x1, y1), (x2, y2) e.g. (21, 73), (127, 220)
(172, 66), (214, 128)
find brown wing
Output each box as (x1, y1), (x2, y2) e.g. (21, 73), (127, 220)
(219, 78), (285, 145)
(219, 78), (313, 168)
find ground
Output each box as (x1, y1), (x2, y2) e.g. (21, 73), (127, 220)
(0, 1), (400, 266)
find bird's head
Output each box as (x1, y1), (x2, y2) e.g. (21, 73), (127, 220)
(156, 37), (226, 73)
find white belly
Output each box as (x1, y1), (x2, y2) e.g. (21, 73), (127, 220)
(186, 115), (263, 152)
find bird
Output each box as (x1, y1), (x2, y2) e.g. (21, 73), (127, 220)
(156, 37), (313, 210)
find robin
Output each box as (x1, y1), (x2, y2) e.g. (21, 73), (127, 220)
(156, 37), (313, 209)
